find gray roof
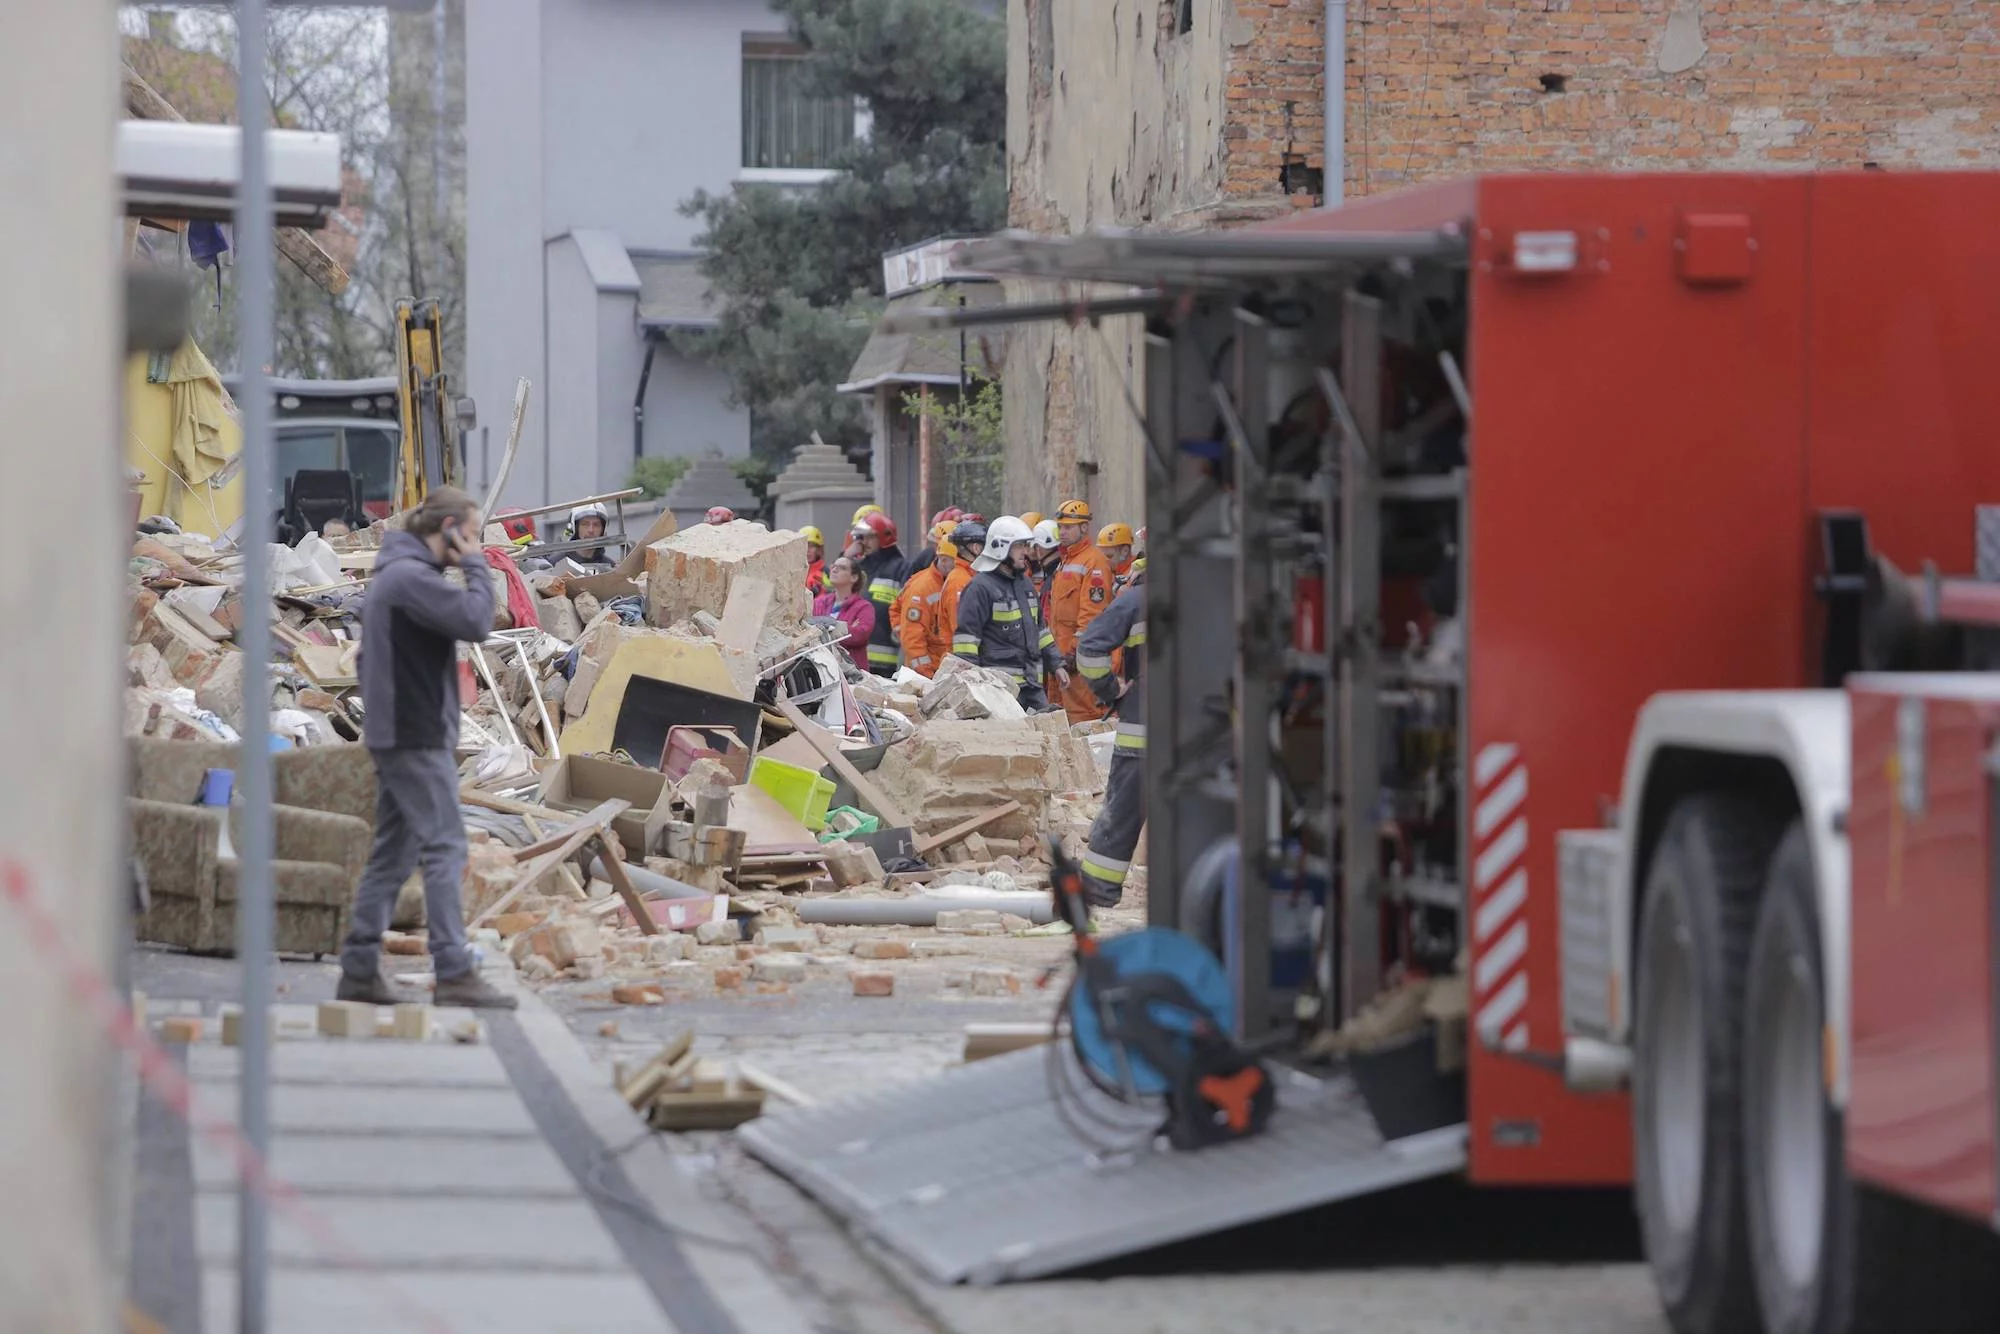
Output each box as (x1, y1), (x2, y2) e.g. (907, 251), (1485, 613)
(839, 280), (1005, 394)
(635, 253), (720, 331)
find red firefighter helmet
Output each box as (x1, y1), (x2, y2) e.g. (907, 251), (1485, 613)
(496, 507), (536, 544)
(863, 512), (898, 546)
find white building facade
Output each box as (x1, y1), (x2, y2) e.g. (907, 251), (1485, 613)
(465, 0), (858, 508)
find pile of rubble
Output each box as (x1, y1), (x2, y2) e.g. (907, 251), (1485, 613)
(123, 501), (1119, 1025)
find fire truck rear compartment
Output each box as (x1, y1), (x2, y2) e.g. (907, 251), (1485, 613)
(745, 221), (1486, 1281)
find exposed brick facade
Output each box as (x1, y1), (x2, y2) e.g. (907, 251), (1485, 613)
(1004, 0), (2000, 521)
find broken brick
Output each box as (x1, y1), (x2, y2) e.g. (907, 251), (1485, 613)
(612, 984), (666, 1006)
(751, 954), (807, 984)
(967, 967), (1023, 997)
(159, 1016), (204, 1044)
(851, 938), (912, 960)
(850, 970), (896, 997)
(316, 1001), (376, 1038)
(712, 965), (746, 990)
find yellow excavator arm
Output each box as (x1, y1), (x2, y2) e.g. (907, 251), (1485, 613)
(393, 297), (458, 511)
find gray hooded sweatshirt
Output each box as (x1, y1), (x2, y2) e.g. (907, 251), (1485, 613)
(358, 529), (494, 750)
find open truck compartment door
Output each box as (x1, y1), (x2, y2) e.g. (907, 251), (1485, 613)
(740, 1046), (1466, 1284)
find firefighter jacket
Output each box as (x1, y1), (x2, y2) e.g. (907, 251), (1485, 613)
(1049, 541), (1116, 661)
(860, 545), (909, 672)
(1078, 578), (1146, 743)
(941, 562), (974, 641)
(891, 562), (953, 676)
(952, 567), (1062, 684)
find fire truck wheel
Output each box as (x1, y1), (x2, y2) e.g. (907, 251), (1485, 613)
(1632, 793), (1773, 1334)
(1742, 822), (1849, 1334)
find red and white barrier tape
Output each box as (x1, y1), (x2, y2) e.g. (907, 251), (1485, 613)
(3, 862), (455, 1334)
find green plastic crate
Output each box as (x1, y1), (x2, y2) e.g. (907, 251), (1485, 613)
(749, 755), (837, 831)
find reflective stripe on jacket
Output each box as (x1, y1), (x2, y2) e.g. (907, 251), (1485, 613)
(952, 567), (1062, 683)
(860, 545), (908, 667)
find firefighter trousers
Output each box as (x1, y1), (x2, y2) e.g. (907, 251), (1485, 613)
(1081, 729), (1145, 906)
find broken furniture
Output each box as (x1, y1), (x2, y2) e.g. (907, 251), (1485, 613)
(536, 754), (676, 859)
(129, 737), (369, 955)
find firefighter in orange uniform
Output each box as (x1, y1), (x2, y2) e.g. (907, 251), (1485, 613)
(941, 518), (983, 635)
(892, 538), (961, 677)
(1047, 499), (1117, 722)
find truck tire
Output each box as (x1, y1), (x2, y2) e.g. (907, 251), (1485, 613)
(1633, 793), (1775, 1334)
(1747, 824), (2000, 1334)
(1742, 822), (1847, 1334)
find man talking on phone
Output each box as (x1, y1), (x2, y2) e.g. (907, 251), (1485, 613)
(340, 486), (517, 1009)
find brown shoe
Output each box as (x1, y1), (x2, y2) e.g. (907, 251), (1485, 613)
(336, 970), (410, 1006)
(434, 972), (519, 1010)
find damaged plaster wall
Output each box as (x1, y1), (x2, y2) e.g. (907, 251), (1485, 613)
(1001, 0), (1245, 522)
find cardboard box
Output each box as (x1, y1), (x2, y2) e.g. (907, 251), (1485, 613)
(537, 755), (676, 859)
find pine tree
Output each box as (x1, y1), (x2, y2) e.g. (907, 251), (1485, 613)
(677, 0), (1005, 463)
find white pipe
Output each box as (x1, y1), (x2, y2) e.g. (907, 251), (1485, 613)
(1325, 0), (1347, 207)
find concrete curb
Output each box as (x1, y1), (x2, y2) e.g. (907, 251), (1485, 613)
(500, 976), (817, 1334)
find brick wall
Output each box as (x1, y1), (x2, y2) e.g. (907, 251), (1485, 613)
(1349, 0), (2000, 195)
(1005, 0), (2000, 518)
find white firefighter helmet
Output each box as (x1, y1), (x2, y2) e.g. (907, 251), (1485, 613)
(567, 502), (609, 540)
(975, 515), (1033, 572)
(1030, 519), (1061, 551)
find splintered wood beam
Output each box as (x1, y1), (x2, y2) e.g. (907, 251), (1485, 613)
(122, 64), (352, 297)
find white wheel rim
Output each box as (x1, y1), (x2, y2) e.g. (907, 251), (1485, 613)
(1645, 894), (1704, 1238)
(1759, 945), (1826, 1290)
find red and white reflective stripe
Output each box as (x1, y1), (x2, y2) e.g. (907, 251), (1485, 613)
(1471, 743), (1530, 1052)
(1, 862), (456, 1334)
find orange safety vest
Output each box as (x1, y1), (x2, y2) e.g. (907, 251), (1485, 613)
(1049, 540), (1115, 655)
(892, 562), (953, 676)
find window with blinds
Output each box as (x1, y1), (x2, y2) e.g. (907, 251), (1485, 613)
(742, 38), (856, 171)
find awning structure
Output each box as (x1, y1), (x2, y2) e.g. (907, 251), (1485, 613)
(877, 211), (1471, 336)
(959, 225), (1468, 288)
(837, 279), (1007, 394)
(738, 1046), (1467, 1285)
(634, 252), (720, 332)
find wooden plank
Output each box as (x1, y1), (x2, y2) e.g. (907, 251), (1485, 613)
(736, 1063), (814, 1108)
(618, 1031), (695, 1108)
(591, 835), (660, 936)
(962, 1023), (1053, 1064)
(911, 801), (1023, 858)
(459, 787), (567, 822)
(520, 814), (587, 901)
(469, 800), (629, 930)
(507, 799), (630, 863)
(774, 699), (915, 828)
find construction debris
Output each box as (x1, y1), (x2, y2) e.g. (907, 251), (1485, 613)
(123, 501), (1130, 1131)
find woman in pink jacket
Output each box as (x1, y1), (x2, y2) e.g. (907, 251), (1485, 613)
(812, 555), (876, 672)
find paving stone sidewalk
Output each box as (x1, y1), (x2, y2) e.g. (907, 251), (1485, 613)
(128, 951), (810, 1334)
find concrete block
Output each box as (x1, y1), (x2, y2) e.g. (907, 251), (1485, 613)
(968, 966), (1022, 997)
(194, 651), (247, 725)
(316, 1001), (376, 1038)
(694, 919), (740, 946)
(851, 938), (911, 960)
(535, 593), (582, 642)
(959, 832), (991, 861)
(645, 521), (809, 631)
(389, 1005), (433, 1041)
(936, 909), (1006, 936)
(160, 1016), (204, 1044)
(912, 939), (972, 957)
(750, 954), (807, 985)
(645, 933), (695, 964)
(520, 956), (558, 982)
(569, 956), (606, 980)
(756, 926), (816, 953)
(851, 969), (895, 997)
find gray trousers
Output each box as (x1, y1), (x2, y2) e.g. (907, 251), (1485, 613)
(341, 748), (472, 982)
(1082, 741), (1145, 906)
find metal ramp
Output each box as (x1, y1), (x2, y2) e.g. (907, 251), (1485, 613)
(738, 1046), (1467, 1284)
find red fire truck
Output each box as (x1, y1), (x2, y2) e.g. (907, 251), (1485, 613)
(743, 172), (2000, 1330)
